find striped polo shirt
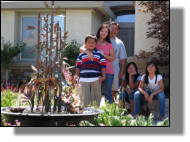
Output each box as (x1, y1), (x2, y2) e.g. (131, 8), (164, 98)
(76, 49), (106, 78)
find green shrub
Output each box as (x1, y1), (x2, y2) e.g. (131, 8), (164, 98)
(1, 39), (25, 70)
(1, 90), (19, 107)
(79, 101), (169, 126)
(63, 40), (81, 66)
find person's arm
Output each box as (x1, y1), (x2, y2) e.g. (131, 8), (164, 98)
(102, 48), (115, 62)
(99, 68), (106, 84)
(99, 53), (106, 84)
(79, 45), (93, 60)
(118, 41), (127, 79)
(121, 79), (126, 89)
(129, 79), (140, 90)
(75, 55), (82, 77)
(129, 73), (140, 90)
(150, 79), (164, 98)
(118, 59), (126, 79)
(125, 85), (132, 95)
(75, 68), (80, 77)
(138, 80), (149, 101)
(147, 75), (164, 104)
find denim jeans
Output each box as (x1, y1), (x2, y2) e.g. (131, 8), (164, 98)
(102, 74), (114, 104)
(119, 89), (136, 103)
(134, 90), (165, 117)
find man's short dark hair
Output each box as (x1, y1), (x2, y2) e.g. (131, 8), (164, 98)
(85, 34), (97, 43)
(109, 21), (120, 30)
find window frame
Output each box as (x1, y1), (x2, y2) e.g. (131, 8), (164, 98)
(19, 13), (66, 62)
(20, 15), (38, 61)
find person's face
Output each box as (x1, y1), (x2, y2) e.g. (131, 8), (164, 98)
(85, 38), (96, 51)
(147, 64), (156, 74)
(100, 27), (108, 40)
(127, 64), (136, 74)
(110, 24), (119, 38)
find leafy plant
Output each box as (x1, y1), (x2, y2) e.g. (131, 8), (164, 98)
(1, 90), (19, 107)
(79, 101), (169, 126)
(63, 40), (81, 67)
(136, 1), (169, 66)
(1, 39), (25, 70)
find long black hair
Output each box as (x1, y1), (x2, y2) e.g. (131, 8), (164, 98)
(96, 24), (111, 43)
(125, 62), (140, 85)
(144, 61), (160, 84)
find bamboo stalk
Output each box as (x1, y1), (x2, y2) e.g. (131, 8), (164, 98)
(37, 13), (41, 69)
(55, 22), (59, 64)
(45, 14), (49, 76)
(49, 1), (54, 77)
(58, 27), (63, 112)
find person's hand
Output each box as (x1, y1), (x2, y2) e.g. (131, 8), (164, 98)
(130, 71), (137, 77)
(148, 94), (154, 104)
(99, 76), (105, 84)
(100, 50), (104, 56)
(118, 70), (124, 79)
(120, 80), (126, 89)
(144, 93), (149, 101)
(85, 50), (93, 61)
(126, 88), (132, 94)
(73, 75), (80, 84)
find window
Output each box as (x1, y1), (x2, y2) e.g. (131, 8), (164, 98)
(117, 14), (135, 23)
(21, 17), (38, 60)
(20, 15), (65, 61)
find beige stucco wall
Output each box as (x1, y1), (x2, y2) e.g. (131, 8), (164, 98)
(66, 9), (104, 44)
(65, 9), (92, 44)
(134, 1), (159, 55)
(1, 9), (104, 46)
(1, 10), (16, 45)
(91, 9), (103, 35)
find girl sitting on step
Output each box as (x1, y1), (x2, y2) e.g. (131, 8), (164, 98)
(134, 61), (166, 120)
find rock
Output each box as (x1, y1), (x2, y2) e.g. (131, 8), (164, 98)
(148, 99), (169, 120)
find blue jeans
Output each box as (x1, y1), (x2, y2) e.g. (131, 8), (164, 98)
(102, 74), (114, 104)
(134, 90), (165, 117)
(119, 89), (136, 103)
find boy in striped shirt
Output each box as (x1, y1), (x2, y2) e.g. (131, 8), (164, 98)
(76, 34), (106, 107)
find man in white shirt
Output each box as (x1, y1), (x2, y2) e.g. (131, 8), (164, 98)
(109, 22), (127, 101)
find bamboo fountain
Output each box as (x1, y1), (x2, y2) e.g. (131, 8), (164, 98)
(1, 1), (103, 126)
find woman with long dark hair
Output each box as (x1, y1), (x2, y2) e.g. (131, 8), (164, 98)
(134, 61), (166, 120)
(96, 24), (115, 104)
(119, 62), (141, 113)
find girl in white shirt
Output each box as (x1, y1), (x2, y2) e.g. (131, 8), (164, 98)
(134, 62), (165, 119)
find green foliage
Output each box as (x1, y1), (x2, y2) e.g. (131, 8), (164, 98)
(79, 101), (169, 126)
(63, 40), (81, 66)
(1, 90), (19, 107)
(1, 39), (25, 69)
(137, 1), (169, 66)
(156, 118), (169, 126)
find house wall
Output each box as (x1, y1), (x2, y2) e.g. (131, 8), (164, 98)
(1, 8), (105, 46)
(66, 9), (104, 44)
(65, 9), (92, 44)
(1, 8), (105, 81)
(91, 9), (103, 35)
(1, 11), (16, 45)
(134, 1), (159, 55)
